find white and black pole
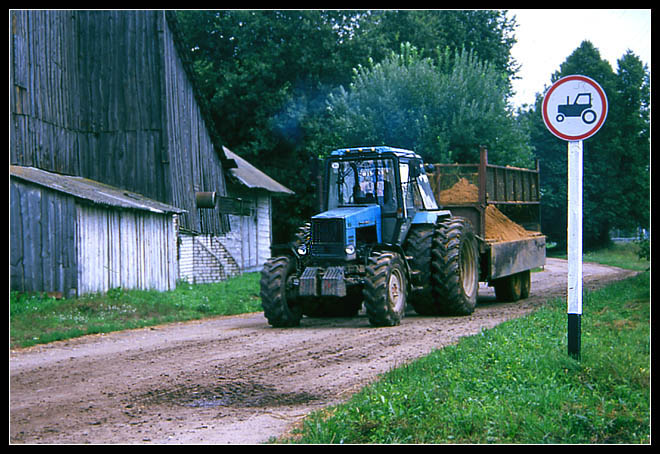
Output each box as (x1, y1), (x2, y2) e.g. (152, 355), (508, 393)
(567, 140), (583, 359)
(542, 75), (607, 360)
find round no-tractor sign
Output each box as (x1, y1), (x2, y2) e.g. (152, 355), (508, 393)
(542, 75), (608, 141)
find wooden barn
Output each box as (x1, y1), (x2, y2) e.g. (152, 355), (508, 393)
(9, 10), (237, 296)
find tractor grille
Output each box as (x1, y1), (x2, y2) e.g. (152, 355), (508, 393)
(311, 218), (344, 257)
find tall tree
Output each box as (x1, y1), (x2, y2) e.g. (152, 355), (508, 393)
(367, 11), (518, 81)
(312, 43), (532, 166)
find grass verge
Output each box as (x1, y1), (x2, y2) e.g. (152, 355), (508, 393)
(281, 271), (650, 444)
(548, 241), (650, 272)
(10, 273), (261, 349)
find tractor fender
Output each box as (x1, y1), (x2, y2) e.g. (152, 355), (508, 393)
(412, 209), (452, 226)
(270, 243), (303, 262)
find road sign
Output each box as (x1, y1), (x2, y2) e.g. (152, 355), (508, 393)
(542, 74), (608, 360)
(542, 75), (608, 141)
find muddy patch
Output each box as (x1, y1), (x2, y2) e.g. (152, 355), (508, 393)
(138, 378), (322, 409)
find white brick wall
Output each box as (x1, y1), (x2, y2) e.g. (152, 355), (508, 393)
(178, 234), (240, 284)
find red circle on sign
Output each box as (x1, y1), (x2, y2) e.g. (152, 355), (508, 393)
(542, 75), (608, 141)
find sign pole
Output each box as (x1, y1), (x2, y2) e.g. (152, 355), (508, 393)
(542, 74), (607, 361)
(567, 140), (583, 359)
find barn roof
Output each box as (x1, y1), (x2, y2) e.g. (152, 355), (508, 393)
(10, 165), (185, 214)
(222, 146), (294, 195)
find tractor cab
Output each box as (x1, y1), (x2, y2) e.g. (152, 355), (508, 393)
(312, 147), (441, 261)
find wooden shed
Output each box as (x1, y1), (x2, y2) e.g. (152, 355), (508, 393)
(220, 147), (294, 272)
(11, 166), (184, 297)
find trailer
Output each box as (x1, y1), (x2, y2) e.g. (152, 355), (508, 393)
(429, 148), (546, 301)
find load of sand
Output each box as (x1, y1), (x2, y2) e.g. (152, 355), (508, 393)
(435, 177), (538, 242)
(437, 177), (480, 204)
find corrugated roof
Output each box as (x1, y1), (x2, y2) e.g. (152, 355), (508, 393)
(10, 166), (185, 214)
(222, 146), (294, 195)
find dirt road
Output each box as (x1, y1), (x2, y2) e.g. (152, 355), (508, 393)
(10, 258), (637, 444)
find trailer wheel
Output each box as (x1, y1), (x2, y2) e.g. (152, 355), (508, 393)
(260, 256), (303, 327)
(430, 217), (479, 315)
(363, 251), (407, 326)
(493, 271), (530, 302)
(520, 270), (531, 299)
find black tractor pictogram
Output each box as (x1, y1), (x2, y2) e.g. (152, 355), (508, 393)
(556, 93), (597, 124)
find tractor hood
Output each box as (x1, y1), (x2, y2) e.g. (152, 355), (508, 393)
(312, 204), (382, 243)
(313, 204), (381, 228)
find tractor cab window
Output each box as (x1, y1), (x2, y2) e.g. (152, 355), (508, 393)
(416, 168), (439, 210)
(327, 158), (398, 212)
(401, 161), (439, 211)
(400, 161), (439, 211)
(399, 162), (415, 211)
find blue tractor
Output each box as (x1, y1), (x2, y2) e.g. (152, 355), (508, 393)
(260, 146), (480, 327)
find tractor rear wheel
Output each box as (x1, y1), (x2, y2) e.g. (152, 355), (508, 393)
(260, 256), (303, 327)
(403, 226), (435, 315)
(430, 217), (479, 315)
(363, 251), (407, 327)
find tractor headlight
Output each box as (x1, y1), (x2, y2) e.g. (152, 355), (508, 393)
(297, 244), (308, 256)
(344, 244), (355, 255)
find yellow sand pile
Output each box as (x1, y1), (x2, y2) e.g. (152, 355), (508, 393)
(436, 177), (537, 242)
(437, 177), (479, 204)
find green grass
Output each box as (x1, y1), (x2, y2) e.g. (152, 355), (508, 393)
(282, 271), (650, 444)
(10, 273), (262, 349)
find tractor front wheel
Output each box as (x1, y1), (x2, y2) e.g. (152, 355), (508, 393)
(363, 251), (407, 327)
(260, 256), (303, 327)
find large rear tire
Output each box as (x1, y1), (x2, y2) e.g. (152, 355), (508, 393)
(363, 251), (407, 327)
(403, 226), (435, 315)
(260, 256), (303, 327)
(430, 217), (479, 315)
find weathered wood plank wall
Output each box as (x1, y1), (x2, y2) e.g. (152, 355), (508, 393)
(76, 204), (178, 294)
(10, 11), (167, 202)
(215, 188), (273, 272)
(11, 177), (179, 296)
(159, 12), (229, 234)
(10, 10), (229, 235)
(10, 180), (78, 296)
